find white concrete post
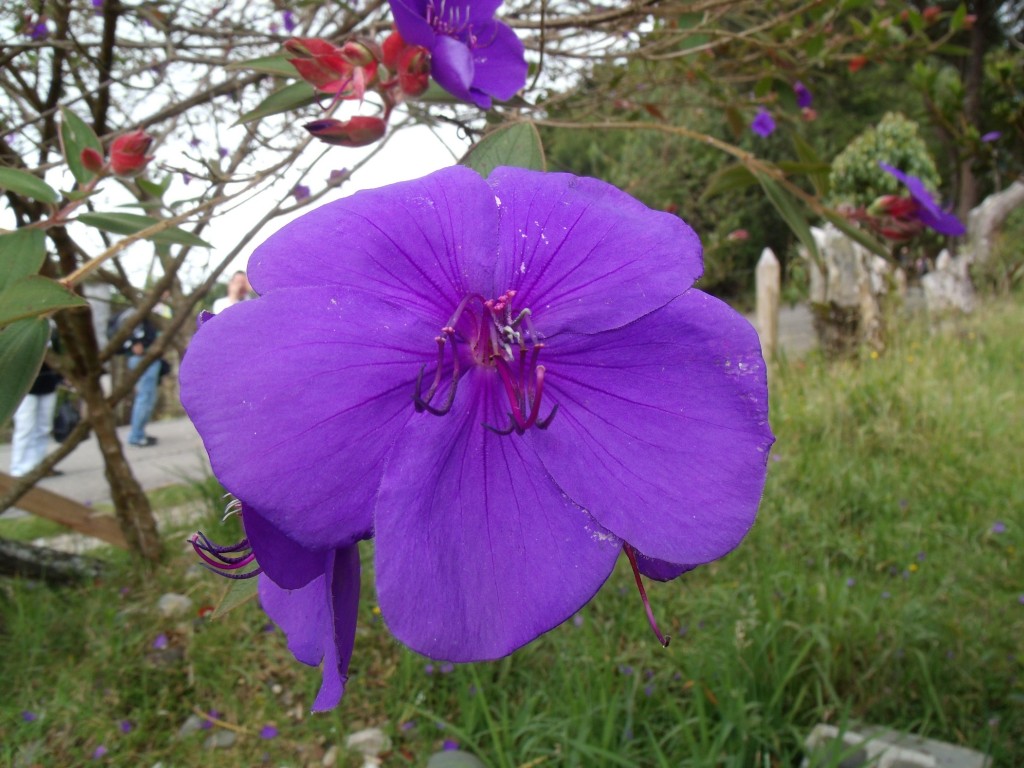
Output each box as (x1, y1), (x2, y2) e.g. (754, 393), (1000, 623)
(755, 247), (780, 360)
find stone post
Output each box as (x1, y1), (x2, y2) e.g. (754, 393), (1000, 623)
(755, 247), (780, 360)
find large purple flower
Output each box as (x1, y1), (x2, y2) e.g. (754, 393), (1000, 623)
(180, 166), (773, 707)
(879, 162), (965, 236)
(387, 0), (526, 108)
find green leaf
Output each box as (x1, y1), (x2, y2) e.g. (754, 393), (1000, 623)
(236, 81), (317, 124)
(226, 54), (299, 77)
(77, 212), (211, 248)
(789, 133), (830, 197)
(0, 168), (60, 205)
(820, 208), (889, 258)
(757, 174), (819, 262)
(59, 108), (103, 185)
(950, 3), (967, 31)
(0, 275), (88, 327)
(0, 317), (49, 425)
(212, 576), (259, 618)
(460, 122), (546, 177)
(0, 229), (47, 292)
(701, 163), (758, 200)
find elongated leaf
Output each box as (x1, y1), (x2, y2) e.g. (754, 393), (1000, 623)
(0, 168), (60, 205)
(60, 108), (103, 185)
(460, 122), (546, 177)
(0, 229), (47, 292)
(757, 174), (819, 262)
(702, 163), (758, 200)
(237, 81), (317, 124)
(820, 208), (889, 258)
(212, 576), (259, 618)
(0, 275), (87, 327)
(0, 317), (49, 425)
(77, 212), (211, 248)
(790, 134), (830, 197)
(226, 54), (299, 77)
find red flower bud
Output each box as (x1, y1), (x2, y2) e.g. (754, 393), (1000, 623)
(397, 46), (430, 97)
(109, 130), (154, 176)
(80, 147), (105, 174)
(922, 6), (940, 23)
(962, 14), (976, 29)
(304, 116), (387, 148)
(286, 37), (376, 99)
(868, 194), (917, 219)
(382, 29), (405, 71)
(848, 55), (868, 73)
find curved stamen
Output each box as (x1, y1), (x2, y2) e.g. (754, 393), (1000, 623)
(189, 532), (262, 580)
(624, 543), (671, 648)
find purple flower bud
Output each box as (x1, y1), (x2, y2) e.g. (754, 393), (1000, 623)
(282, 11), (296, 32)
(292, 184), (311, 202)
(260, 725), (278, 739)
(119, 720), (133, 733)
(305, 116), (387, 148)
(793, 81), (812, 109)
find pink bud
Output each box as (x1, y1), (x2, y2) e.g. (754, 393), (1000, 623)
(304, 116), (387, 148)
(109, 130), (154, 176)
(80, 147), (105, 174)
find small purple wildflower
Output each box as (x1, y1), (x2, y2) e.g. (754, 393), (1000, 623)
(981, 131), (1002, 143)
(291, 184), (310, 202)
(793, 81), (812, 109)
(282, 10), (296, 32)
(200, 710), (220, 730)
(846, 578), (856, 587)
(400, 720), (417, 732)
(440, 662), (454, 674)
(424, 663), (435, 675)
(442, 739), (459, 751)
(388, 0), (527, 109)
(1018, 595), (1024, 606)
(30, 21), (50, 40)
(22, 710), (37, 722)
(182, 173), (192, 186)
(618, 664), (634, 676)
(218, 146), (229, 159)
(751, 108), (776, 138)
(917, 551), (926, 561)
(92, 0), (104, 6)
(643, 684), (655, 697)
(92, 746), (108, 759)
(152, 633), (168, 650)
(991, 521), (1006, 534)
(119, 720), (133, 734)
(572, 614), (584, 627)
(189, 137), (202, 149)
(878, 162), (965, 236)
(260, 725), (278, 740)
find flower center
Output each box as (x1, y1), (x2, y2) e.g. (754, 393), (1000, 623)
(425, 0), (480, 47)
(413, 289), (558, 434)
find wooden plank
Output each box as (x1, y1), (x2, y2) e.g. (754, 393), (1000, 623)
(0, 472), (129, 549)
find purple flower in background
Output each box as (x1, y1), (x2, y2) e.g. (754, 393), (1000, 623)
(793, 81), (812, 109)
(878, 162), (965, 236)
(980, 131), (1001, 143)
(751, 108), (775, 138)
(200, 710), (220, 730)
(260, 725), (279, 739)
(152, 633), (168, 650)
(92, 746), (108, 759)
(443, 739), (460, 751)
(991, 521), (1006, 534)
(119, 720), (133, 734)
(180, 166), (773, 710)
(29, 21), (50, 40)
(282, 10), (296, 32)
(22, 710), (37, 722)
(387, 0), (527, 108)
(291, 184), (311, 202)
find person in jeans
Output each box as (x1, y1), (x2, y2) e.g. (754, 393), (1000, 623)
(10, 363), (62, 476)
(112, 311), (162, 447)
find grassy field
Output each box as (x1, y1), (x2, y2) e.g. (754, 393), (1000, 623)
(1, 298), (1021, 767)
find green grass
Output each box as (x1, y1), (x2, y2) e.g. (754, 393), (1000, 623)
(1, 299), (1022, 767)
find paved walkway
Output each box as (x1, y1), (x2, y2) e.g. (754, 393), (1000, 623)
(0, 306), (816, 517)
(0, 417), (211, 516)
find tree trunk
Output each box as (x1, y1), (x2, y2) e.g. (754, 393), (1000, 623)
(0, 537), (106, 585)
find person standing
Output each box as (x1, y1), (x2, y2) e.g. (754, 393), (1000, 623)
(10, 336), (62, 477)
(212, 270), (252, 313)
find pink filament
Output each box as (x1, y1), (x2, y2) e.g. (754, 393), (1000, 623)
(624, 543), (670, 648)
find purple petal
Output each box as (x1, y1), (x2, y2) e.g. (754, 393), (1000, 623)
(181, 286), (434, 548)
(388, 0), (436, 48)
(431, 36), (477, 104)
(879, 162), (965, 236)
(751, 108), (775, 137)
(527, 290), (774, 565)
(375, 366), (622, 661)
(242, 506), (333, 590)
(633, 551), (698, 582)
(260, 724), (278, 739)
(467, 22), (528, 103)
(258, 546), (360, 711)
(248, 166), (498, 318)
(487, 167), (703, 336)
(981, 131), (1001, 142)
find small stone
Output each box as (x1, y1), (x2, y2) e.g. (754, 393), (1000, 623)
(322, 745), (339, 767)
(177, 714), (204, 738)
(345, 727), (391, 757)
(271, 683), (283, 695)
(203, 730), (236, 750)
(426, 751), (487, 768)
(157, 593), (193, 618)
